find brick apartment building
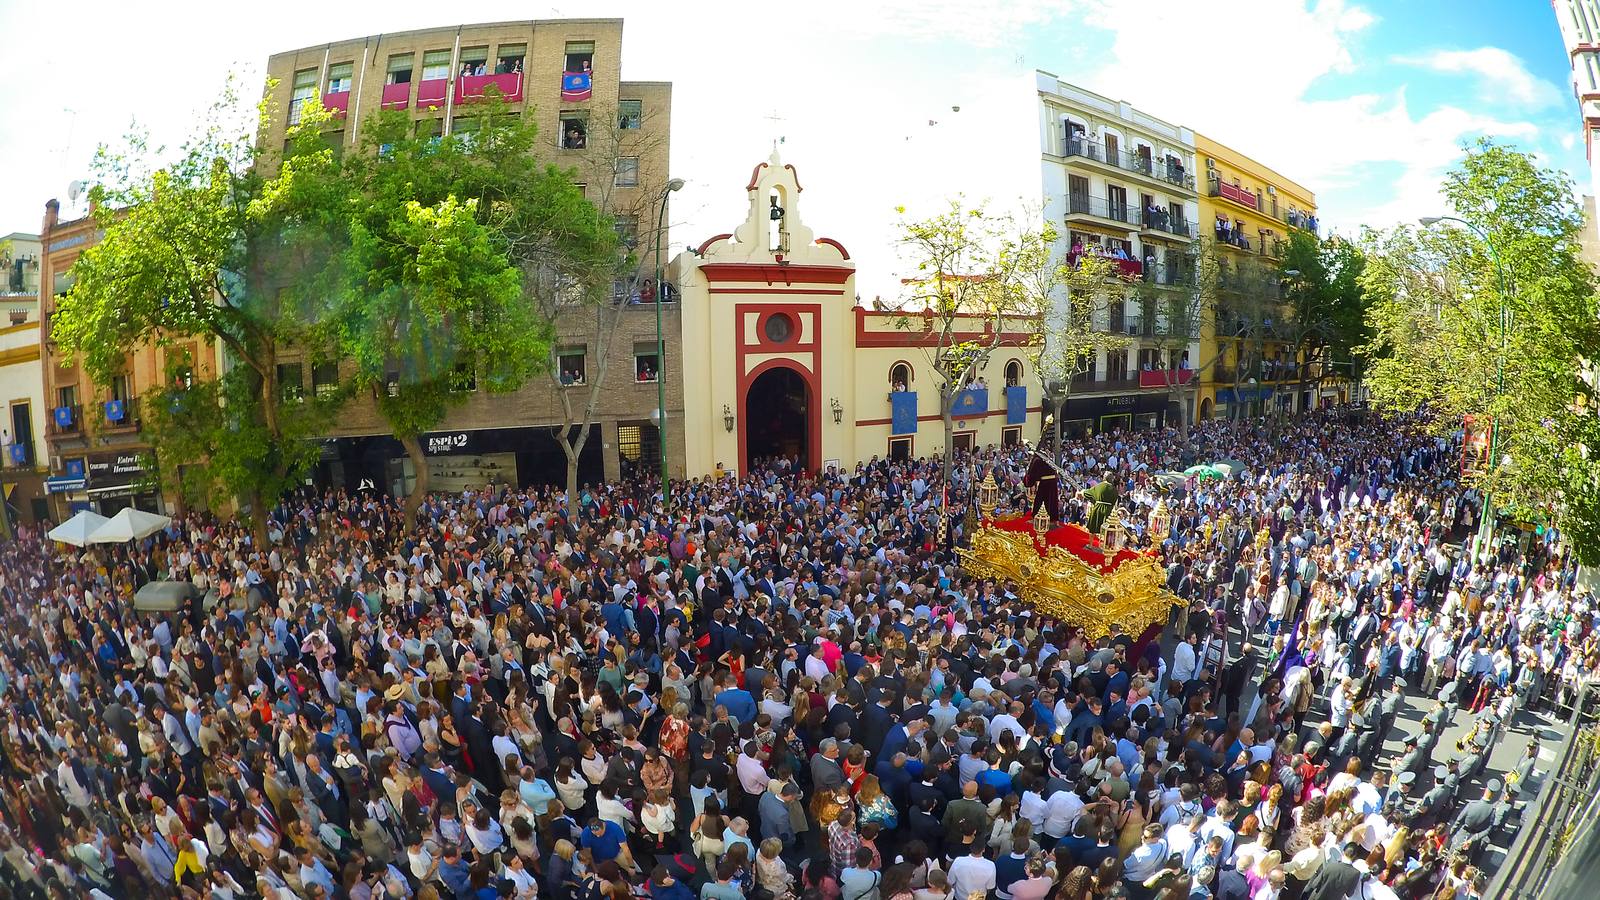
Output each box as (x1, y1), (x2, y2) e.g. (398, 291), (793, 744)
(262, 18), (682, 494)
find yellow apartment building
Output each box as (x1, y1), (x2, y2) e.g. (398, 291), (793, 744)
(1194, 134), (1321, 418)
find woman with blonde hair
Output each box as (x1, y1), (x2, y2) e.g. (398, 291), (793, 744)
(756, 837), (794, 896)
(856, 774), (898, 829)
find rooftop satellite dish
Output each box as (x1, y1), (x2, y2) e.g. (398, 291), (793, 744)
(67, 181), (85, 204)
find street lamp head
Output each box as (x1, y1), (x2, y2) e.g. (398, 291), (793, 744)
(665, 178), (686, 193)
(1418, 216), (1442, 227)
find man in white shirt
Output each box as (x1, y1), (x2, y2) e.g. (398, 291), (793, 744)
(1042, 787), (1083, 841)
(1171, 633), (1199, 685)
(947, 843), (996, 900)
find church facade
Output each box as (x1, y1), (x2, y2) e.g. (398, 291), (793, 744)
(671, 152), (1045, 478)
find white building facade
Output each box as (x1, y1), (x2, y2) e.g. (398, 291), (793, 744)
(1034, 72), (1202, 434)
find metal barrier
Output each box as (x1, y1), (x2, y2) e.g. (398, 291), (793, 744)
(1490, 681), (1600, 899)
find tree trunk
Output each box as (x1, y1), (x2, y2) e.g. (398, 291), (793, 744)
(399, 432), (428, 529)
(247, 487), (269, 547)
(556, 424), (592, 521)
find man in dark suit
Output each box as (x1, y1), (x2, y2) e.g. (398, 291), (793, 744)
(860, 695), (895, 760)
(1304, 842), (1362, 900)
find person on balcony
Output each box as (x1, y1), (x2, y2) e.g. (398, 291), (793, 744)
(1111, 245), (1129, 261)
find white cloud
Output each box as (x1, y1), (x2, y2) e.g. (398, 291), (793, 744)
(1395, 47), (1566, 110)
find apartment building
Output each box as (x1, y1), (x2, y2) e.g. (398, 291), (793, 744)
(262, 19), (682, 491)
(0, 233), (47, 524)
(1194, 134), (1321, 419)
(38, 204), (224, 518)
(1036, 72), (1202, 435)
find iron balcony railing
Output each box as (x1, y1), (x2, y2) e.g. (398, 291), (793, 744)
(1064, 135), (1196, 190)
(1067, 193), (1139, 226)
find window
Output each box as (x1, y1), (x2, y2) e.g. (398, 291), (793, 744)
(1104, 132), (1119, 162)
(277, 363), (304, 401)
(559, 113), (588, 149)
(614, 215), (638, 249)
(1004, 359), (1023, 387)
(326, 62), (353, 94)
(1107, 185), (1128, 221)
(564, 41), (595, 73)
(289, 68), (318, 124)
(459, 46), (489, 78)
(1002, 426), (1022, 449)
(421, 50), (452, 81)
(322, 131), (345, 158)
(952, 432), (975, 454)
(417, 118), (444, 144)
(452, 116), (478, 148)
(57, 385), (76, 409)
(313, 362), (339, 399)
(889, 362), (912, 390)
(387, 54), (413, 85)
(452, 357), (476, 393)
(618, 99), (643, 129)
(888, 436), (912, 462)
(614, 156), (639, 187)
(1108, 350), (1129, 380)
(496, 44), (526, 74)
(556, 346), (587, 385)
(634, 342), (660, 383)
(110, 374), (130, 403)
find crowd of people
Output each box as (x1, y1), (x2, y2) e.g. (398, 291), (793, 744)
(0, 406), (1589, 900)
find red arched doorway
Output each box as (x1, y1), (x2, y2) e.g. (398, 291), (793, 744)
(744, 366), (810, 472)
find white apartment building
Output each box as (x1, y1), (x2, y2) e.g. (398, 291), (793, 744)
(1034, 71), (1202, 434)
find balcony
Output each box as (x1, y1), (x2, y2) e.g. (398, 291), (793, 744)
(5, 442), (31, 469)
(1143, 262), (1196, 289)
(47, 404), (82, 438)
(1072, 374), (1143, 392)
(1214, 227), (1254, 252)
(455, 72), (523, 104)
(952, 387), (989, 418)
(320, 91), (350, 119)
(102, 398), (140, 433)
(417, 78), (449, 108)
(1138, 368), (1194, 389)
(1140, 208), (1194, 239)
(1284, 209), (1319, 234)
(1067, 250), (1142, 279)
(1066, 193), (1139, 228)
(381, 82), (411, 110)
(1207, 175), (1259, 210)
(1062, 135), (1196, 191)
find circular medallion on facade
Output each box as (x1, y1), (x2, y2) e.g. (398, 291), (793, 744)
(764, 312), (795, 343)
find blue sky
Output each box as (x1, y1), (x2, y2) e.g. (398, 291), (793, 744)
(0, 0), (1584, 299)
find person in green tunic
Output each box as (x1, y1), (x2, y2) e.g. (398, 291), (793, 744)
(1082, 473), (1121, 536)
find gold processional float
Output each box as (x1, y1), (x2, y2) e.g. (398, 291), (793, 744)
(956, 467), (1181, 639)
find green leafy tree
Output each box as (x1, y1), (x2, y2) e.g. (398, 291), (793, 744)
(893, 200), (1052, 491)
(1279, 229), (1369, 414)
(1360, 140), (1600, 563)
(1020, 238), (1130, 456)
(52, 80), (344, 538)
(339, 99), (583, 525)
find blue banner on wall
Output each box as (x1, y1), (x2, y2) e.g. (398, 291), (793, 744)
(952, 387), (988, 418)
(8, 444), (25, 464)
(65, 458), (85, 477)
(1005, 386), (1027, 424)
(890, 391), (918, 435)
(53, 406), (73, 428)
(104, 399), (124, 422)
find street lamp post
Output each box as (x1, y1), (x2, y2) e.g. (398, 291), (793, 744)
(1419, 215), (1510, 561)
(655, 177), (685, 513)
